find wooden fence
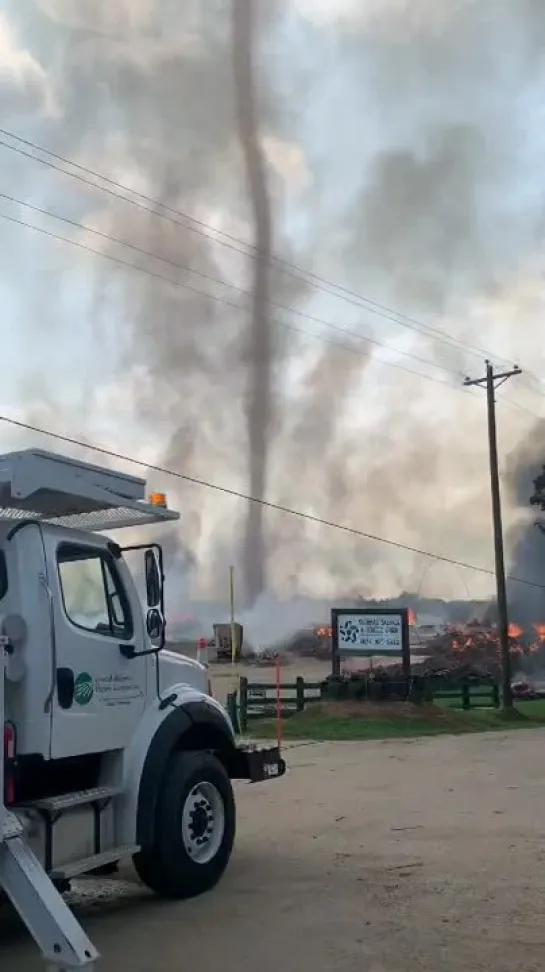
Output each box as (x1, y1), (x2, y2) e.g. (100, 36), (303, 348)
(431, 678), (500, 711)
(236, 676), (322, 733)
(230, 675), (501, 733)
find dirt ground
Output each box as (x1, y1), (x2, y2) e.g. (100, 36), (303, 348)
(207, 655), (429, 701)
(208, 656), (331, 700)
(4, 728), (545, 972)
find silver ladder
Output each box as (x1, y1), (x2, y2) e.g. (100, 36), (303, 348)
(1, 644), (99, 970)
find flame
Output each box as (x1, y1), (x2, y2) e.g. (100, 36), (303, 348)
(307, 616), (545, 662)
(435, 618), (545, 660)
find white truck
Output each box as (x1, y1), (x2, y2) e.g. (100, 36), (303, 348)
(0, 448), (285, 970)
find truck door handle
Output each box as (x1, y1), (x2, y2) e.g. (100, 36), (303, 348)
(56, 668), (75, 709)
(119, 643), (136, 659)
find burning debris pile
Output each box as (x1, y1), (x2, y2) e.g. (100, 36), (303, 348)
(282, 616), (545, 680)
(283, 626), (333, 661)
(203, 630), (292, 667)
(245, 647), (292, 667)
(321, 618), (545, 704)
(421, 620), (545, 678)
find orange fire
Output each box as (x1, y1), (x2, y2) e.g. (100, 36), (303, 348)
(310, 617), (545, 658)
(445, 620), (545, 657)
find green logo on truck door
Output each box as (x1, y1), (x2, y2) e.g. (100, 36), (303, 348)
(74, 672), (94, 706)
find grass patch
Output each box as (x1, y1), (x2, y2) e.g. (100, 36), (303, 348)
(252, 698), (545, 742)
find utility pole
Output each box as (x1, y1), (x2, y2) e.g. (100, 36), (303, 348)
(464, 360), (521, 710)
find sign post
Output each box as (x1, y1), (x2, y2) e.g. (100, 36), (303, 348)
(331, 607), (410, 679)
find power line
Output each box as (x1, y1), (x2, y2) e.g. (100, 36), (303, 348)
(0, 207), (481, 394)
(0, 128), (512, 368)
(7, 128), (542, 407)
(0, 410), (543, 590)
(515, 372), (545, 405)
(0, 191), (463, 381)
(2, 203), (539, 417)
(0, 203), (539, 425)
(499, 394), (540, 418)
(8, 127), (545, 405)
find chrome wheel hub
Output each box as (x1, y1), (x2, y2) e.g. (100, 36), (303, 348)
(181, 781), (225, 865)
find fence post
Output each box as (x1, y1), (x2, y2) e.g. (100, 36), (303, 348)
(461, 679), (470, 710)
(296, 676), (305, 712)
(239, 676), (248, 733)
(226, 691), (239, 734)
(491, 682), (500, 709)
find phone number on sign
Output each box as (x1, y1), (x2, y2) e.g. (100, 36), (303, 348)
(338, 616), (402, 648)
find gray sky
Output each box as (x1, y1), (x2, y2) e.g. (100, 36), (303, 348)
(1, 0), (545, 611)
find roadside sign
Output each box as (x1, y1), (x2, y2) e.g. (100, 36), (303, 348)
(331, 607), (410, 678)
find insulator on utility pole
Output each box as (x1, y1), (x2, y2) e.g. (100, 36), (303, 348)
(464, 360), (522, 710)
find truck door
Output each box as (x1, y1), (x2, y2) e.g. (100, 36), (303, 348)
(47, 536), (147, 759)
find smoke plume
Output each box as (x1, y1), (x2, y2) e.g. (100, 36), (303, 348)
(505, 420), (545, 625)
(3, 0), (545, 633)
(232, 0), (273, 607)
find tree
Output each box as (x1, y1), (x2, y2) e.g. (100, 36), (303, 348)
(530, 468), (545, 531)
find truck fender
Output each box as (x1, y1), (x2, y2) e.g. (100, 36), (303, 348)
(119, 686), (236, 847)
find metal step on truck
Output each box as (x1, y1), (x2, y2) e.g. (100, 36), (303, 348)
(0, 448), (286, 971)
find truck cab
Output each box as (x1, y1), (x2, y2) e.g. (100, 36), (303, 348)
(0, 448), (285, 972)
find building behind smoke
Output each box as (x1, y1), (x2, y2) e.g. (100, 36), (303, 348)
(409, 622), (448, 647)
(212, 623), (243, 662)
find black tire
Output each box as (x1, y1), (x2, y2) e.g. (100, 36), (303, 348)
(133, 750), (235, 899)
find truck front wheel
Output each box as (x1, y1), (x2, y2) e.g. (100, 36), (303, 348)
(133, 750), (236, 899)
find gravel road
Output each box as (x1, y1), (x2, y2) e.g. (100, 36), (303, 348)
(3, 728), (545, 972)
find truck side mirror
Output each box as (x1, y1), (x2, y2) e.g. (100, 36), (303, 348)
(146, 607), (164, 641)
(144, 549), (161, 607)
